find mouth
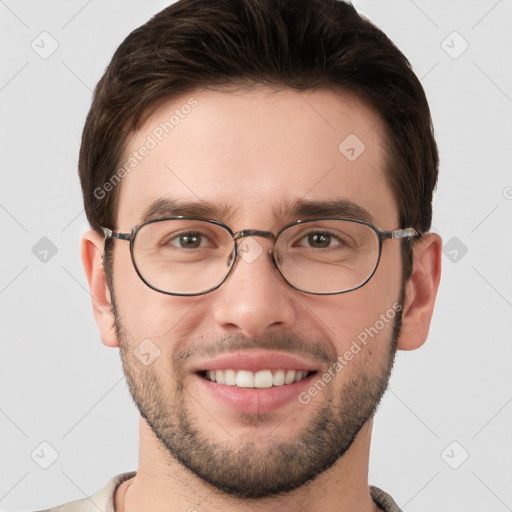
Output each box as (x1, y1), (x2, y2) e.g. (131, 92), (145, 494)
(191, 351), (321, 415)
(199, 368), (316, 388)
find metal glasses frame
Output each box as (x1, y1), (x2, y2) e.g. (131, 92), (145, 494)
(102, 216), (421, 296)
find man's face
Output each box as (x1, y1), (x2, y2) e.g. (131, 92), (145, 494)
(110, 87), (404, 497)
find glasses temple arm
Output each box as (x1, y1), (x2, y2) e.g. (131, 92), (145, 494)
(101, 227), (131, 241)
(381, 227), (422, 240)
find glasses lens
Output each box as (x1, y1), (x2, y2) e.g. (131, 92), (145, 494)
(275, 220), (380, 293)
(132, 219), (234, 294)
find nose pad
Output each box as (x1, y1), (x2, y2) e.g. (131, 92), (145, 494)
(271, 247), (282, 267)
(226, 247), (236, 267)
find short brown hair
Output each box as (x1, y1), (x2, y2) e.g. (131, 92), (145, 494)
(79, 0), (438, 278)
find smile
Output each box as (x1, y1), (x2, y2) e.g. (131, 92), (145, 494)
(202, 369), (314, 388)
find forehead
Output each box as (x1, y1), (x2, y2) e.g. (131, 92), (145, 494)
(115, 87), (397, 230)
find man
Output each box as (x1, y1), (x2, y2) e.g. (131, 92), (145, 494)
(40, 0), (441, 510)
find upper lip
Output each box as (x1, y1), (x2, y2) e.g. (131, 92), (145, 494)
(191, 351), (320, 373)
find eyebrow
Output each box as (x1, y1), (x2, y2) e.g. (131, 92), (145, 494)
(274, 198), (374, 224)
(140, 197), (374, 225)
(141, 198), (239, 223)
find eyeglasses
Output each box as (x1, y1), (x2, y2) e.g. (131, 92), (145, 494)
(102, 217), (420, 296)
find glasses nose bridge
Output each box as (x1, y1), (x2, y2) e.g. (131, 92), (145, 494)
(232, 229), (280, 266)
(233, 228), (276, 242)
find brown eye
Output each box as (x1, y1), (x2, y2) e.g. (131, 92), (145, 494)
(295, 231), (347, 249)
(307, 232), (331, 248)
(161, 230), (216, 249)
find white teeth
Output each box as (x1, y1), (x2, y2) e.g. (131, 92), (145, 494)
(205, 369), (310, 388)
(254, 370), (273, 388)
(236, 370), (254, 388)
(224, 369), (237, 386)
(284, 370), (296, 385)
(273, 369), (285, 386)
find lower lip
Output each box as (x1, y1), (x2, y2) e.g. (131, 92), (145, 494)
(196, 373), (316, 414)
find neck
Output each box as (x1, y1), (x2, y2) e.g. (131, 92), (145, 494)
(116, 417), (381, 512)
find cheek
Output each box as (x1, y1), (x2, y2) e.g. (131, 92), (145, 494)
(306, 277), (401, 342)
(301, 251), (403, 365)
(111, 245), (192, 344)
(307, 302), (399, 402)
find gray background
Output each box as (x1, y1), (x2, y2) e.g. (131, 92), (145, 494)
(0, 0), (511, 510)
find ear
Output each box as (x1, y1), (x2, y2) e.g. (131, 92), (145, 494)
(397, 233), (442, 351)
(81, 230), (119, 348)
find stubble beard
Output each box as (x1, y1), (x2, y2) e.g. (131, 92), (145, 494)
(113, 296), (402, 499)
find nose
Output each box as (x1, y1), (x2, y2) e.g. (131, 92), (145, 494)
(212, 236), (297, 337)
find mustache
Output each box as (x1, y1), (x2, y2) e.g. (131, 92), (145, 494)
(175, 331), (337, 367)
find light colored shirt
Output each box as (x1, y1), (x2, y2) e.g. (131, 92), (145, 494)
(33, 472), (403, 512)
